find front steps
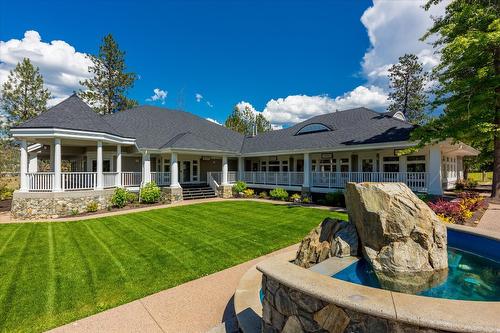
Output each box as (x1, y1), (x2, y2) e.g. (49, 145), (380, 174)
(182, 184), (217, 200)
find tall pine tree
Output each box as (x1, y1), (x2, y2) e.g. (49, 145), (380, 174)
(412, 0), (500, 199)
(79, 34), (137, 114)
(387, 54), (428, 125)
(0, 58), (51, 135)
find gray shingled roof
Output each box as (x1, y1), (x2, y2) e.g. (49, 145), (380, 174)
(104, 106), (245, 152)
(240, 107), (414, 154)
(15, 96), (415, 154)
(15, 94), (129, 138)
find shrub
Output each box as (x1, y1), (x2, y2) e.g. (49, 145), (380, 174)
(290, 193), (301, 203)
(140, 181), (162, 203)
(302, 197), (311, 204)
(127, 191), (138, 204)
(325, 192), (345, 207)
(259, 191), (268, 199)
(86, 201), (99, 213)
(455, 179), (478, 192)
(111, 188), (129, 208)
(457, 192), (486, 212)
(233, 181), (247, 194)
(70, 209), (79, 216)
(270, 188), (288, 201)
(243, 188), (255, 198)
(0, 185), (14, 200)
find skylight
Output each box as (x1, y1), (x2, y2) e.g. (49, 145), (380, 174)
(295, 123), (331, 135)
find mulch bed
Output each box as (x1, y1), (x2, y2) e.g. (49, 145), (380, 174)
(0, 199), (12, 212)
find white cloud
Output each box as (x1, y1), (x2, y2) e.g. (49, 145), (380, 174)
(360, 0), (448, 85)
(206, 117), (221, 125)
(0, 30), (92, 106)
(262, 86), (389, 125)
(146, 88), (167, 104)
(235, 101), (258, 115)
(195, 93), (203, 102)
(206, 101), (213, 108)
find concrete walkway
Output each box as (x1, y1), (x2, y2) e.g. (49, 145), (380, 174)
(0, 198), (345, 224)
(48, 244), (298, 333)
(477, 201), (500, 233)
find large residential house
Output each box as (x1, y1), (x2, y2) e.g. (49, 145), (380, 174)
(10, 94), (478, 218)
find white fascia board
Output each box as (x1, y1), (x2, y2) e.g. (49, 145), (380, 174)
(240, 141), (418, 157)
(11, 128), (136, 145)
(137, 147), (241, 157)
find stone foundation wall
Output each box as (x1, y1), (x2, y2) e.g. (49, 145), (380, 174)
(11, 189), (115, 219)
(218, 184), (233, 198)
(261, 274), (448, 333)
(161, 186), (183, 203)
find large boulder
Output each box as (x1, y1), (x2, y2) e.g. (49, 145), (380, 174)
(345, 182), (448, 292)
(294, 218), (358, 268)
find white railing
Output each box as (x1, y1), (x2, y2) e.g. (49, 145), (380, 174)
(151, 172), (171, 186)
(311, 172), (428, 192)
(208, 171), (237, 184)
(207, 172), (219, 195)
(242, 171), (304, 186)
(27, 172), (54, 192)
(62, 172), (97, 191)
(103, 172), (118, 188)
(122, 172), (142, 187)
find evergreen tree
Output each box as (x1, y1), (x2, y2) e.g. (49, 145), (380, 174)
(224, 104), (272, 135)
(79, 34), (137, 114)
(0, 58), (51, 135)
(411, 0), (500, 199)
(387, 54), (428, 125)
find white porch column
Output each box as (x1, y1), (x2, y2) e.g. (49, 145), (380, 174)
(96, 141), (103, 190)
(222, 155), (229, 185)
(238, 157), (244, 181)
(19, 140), (28, 192)
(170, 152), (180, 187)
(54, 138), (62, 191)
(303, 152), (310, 188)
(428, 145), (443, 195)
(142, 152), (151, 184)
(28, 153), (38, 173)
(116, 145), (122, 187)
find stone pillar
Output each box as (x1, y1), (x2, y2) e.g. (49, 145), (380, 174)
(19, 140), (28, 192)
(116, 145), (122, 187)
(53, 138), (62, 191)
(222, 155), (229, 185)
(96, 140), (103, 190)
(303, 152), (310, 189)
(142, 152), (151, 184)
(170, 152), (180, 187)
(428, 145), (443, 195)
(238, 156), (244, 181)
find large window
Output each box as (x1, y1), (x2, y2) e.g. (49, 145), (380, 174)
(383, 156), (399, 172)
(407, 155), (426, 172)
(340, 158), (349, 172)
(362, 159), (374, 172)
(295, 123), (331, 135)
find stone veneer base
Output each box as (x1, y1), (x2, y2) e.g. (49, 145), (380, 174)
(11, 189), (115, 219)
(218, 184), (233, 198)
(235, 226), (500, 333)
(161, 186), (183, 203)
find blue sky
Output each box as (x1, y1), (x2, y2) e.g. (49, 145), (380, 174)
(0, 0), (447, 127)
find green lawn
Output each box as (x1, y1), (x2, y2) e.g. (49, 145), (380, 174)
(0, 201), (346, 332)
(467, 171), (493, 184)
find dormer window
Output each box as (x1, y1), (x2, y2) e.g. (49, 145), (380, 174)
(295, 123), (331, 135)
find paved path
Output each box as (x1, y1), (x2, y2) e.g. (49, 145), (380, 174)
(0, 198), (345, 224)
(477, 201), (500, 233)
(48, 244), (299, 333)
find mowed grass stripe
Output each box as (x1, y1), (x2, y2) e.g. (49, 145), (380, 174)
(0, 201), (346, 332)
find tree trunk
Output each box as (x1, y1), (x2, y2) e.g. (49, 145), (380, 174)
(492, 46), (500, 201)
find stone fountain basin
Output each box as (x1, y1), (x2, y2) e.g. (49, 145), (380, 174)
(234, 224), (500, 333)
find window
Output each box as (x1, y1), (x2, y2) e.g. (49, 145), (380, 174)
(92, 160), (111, 172)
(383, 156), (399, 172)
(261, 161), (267, 172)
(281, 160), (289, 172)
(295, 123), (331, 135)
(340, 158), (349, 173)
(319, 158), (336, 172)
(268, 160), (280, 172)
(362, 159), (373, 172)
(407, 155), (426, 172)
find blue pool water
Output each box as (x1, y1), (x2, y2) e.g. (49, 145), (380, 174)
(333, 230), (500, 301)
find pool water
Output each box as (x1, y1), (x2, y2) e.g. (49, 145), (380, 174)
(333, 247), (500, 301)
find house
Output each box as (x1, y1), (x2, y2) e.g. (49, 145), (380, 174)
(10, 94), (478, 218)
